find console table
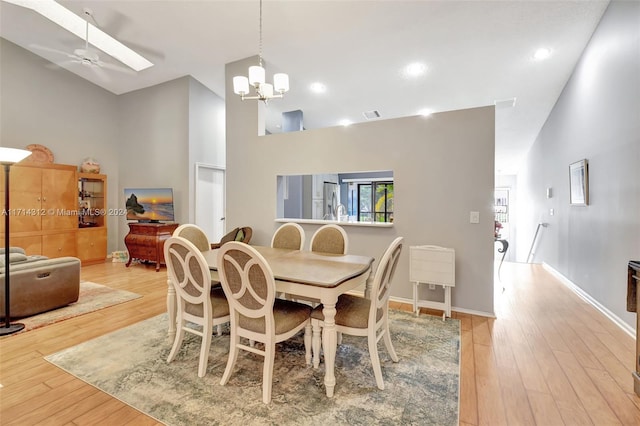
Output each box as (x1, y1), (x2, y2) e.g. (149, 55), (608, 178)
(125, 222), (179, 272)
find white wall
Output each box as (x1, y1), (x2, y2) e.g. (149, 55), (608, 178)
(225, 57), (497, 316)
(517, 0), (640, 329)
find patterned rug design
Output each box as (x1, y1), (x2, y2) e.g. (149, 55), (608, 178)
(14, 281), (141, 334)
(46, 310), (460, 425)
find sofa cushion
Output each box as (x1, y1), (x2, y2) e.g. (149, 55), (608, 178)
(0, 253), (28, 267)
(0, 247), (26, 255)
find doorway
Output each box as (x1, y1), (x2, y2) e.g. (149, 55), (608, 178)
(195, 164), (225, 242)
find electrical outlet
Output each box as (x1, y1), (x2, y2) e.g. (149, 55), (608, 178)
(470, 211), (480, 224)
(429, 283), (436, 290)
(550, 208), (554, 216)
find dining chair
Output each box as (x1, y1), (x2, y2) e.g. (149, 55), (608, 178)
(173, 224), (211, 252)
(217, 241), (312, 404)
(173, 224), (228, 335)
(271, 222), (305, 250)
(311, 236), (403, 390)
(164, 236), (230, 378)
(211, 226), (253, 250)
(309, 224), (348, 254)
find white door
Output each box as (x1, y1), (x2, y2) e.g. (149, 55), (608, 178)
(195, 164), (225, 242)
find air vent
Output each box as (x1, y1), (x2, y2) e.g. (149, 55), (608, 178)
(363, 110), (381, 120)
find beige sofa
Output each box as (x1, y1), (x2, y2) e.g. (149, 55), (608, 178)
(0, 248), (81, 319)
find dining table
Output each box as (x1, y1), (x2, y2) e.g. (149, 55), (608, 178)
(166, 245), (374, 397)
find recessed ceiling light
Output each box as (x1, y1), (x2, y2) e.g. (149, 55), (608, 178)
(403, 62), (427, 77)
(532, 47), (552, 61)
(417, 108), (433, 116)
(339, 119), (352, 127)
(310, 82), (326, 93)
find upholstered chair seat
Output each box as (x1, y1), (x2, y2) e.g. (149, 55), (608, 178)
(165, 236), (230, 378)
(217, 242), (312, 404)
(311, 237), (403, 390)
(311, 294), (383, 329)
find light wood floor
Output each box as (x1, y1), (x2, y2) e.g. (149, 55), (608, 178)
(0, 261), (637, 425)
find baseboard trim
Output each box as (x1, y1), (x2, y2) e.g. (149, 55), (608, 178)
(389, 295), (495, 319)
(345, 290), (496, 318)
(543, 262), (635, 339)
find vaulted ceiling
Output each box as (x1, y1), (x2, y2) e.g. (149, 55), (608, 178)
(0, 0), (610, 175)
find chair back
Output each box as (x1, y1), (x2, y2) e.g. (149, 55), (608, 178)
(369, 237), (403, 324)
(213, 227), (253, 249)
(310, 224), (348, 254)
(164, 236), (213, 319)
(217, 242), (276, 335)
(173, 224), (210, 253)
(271, 223), (305, 250)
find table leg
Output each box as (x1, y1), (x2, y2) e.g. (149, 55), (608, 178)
(364, 268), (373, 299)
(167, 277), (176, 342)
(321, 299), (338, 397)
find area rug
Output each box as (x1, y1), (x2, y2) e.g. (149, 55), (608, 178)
(46, 310), (460, 425)
(15, 281), (141, 334)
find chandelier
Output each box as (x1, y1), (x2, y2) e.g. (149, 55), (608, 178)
(233, 0), (289, 102)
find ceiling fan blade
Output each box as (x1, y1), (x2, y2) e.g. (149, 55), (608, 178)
(88, 64), (111, 82)
(117, 40), (165, 62)
(99, 61), (136, 75)
(30, 44), (74, 58)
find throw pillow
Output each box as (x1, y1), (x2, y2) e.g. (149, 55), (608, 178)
(235, 229), (245, 242)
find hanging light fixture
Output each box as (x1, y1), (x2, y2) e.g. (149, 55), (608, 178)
(233, 0), (289, 102)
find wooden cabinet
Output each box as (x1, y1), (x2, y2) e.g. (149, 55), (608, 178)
(0, 163), (78, 257)
(77, 227), (107, 264)
(42, 232), (77, 258)
(77, 173), (107, 264)
(0, 163), (109, 263)
(125, 222), (179, 271)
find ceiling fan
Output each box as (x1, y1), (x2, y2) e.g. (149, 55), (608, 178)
(32, 8), (135, 79)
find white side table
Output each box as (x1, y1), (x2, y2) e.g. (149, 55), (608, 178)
(410, 245), (455, 320)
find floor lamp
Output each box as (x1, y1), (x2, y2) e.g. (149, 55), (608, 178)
(0, 147), (32, 336)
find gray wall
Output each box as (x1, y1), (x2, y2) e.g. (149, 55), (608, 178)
(0, 38), (121, 251)
(225, 57), (496, 315)
(1, 39), (225, 254)
(116, 77), (190, 247)
(188, 77), (226, 223)
(517, 0), (640, 329)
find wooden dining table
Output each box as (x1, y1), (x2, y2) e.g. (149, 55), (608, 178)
(166, 245), (374, 397)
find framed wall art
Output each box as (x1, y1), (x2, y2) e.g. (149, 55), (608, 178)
(569, 159), (589, 206)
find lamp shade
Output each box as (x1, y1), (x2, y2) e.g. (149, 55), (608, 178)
(273, 73), (289, 93)
(0, 147), (32, 165)
(248, 65), (265, 86)
(233, 76), (250, 96)
(261, 83), (274, 99)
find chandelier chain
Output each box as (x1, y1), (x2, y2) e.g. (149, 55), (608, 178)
(258, 0), (263, 67)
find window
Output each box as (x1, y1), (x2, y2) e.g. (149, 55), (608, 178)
(349, 181), (394, 223)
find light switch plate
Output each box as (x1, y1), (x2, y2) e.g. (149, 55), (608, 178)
(470, 211), (480, 224)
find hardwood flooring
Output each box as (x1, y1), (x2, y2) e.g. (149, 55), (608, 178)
(1, 260), (637, 425)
